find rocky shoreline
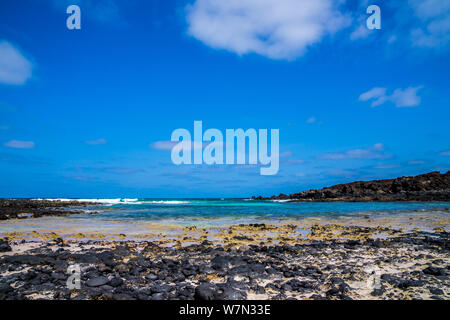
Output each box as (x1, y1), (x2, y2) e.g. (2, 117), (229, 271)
(0, 224), (448, 300)
(253, 171), (450, 202)
(0, 199), (97, 220)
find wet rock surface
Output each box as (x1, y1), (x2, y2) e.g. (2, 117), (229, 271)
(0, 239), (11, 252)
(255, 171), (450, 202)
(0, 225), (448, 300)
(0, 199), (97, 220)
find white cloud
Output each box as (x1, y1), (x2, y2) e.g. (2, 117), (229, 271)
(73, 165), (143, 175)
(86, 138), (107, 145)
(4, 140), (35, 149)
(346, 1), (450, 51)
(279, 151), (293, 157)
(348, 0), (373, 41)
(350, 25), (370, 40)
(409, 0), (450, 48)
(372, 143), (384, 151)
(288, 159), (304, 164)
(150, 141), (205, 151)
(390, 87), (423, 107)
(326, 169), (358, 178)
(0, 41), (33, 85)
(321, 143), (391, 160)
(408, 160), (426, 165)
(388, 35), (398, 44)
(410, 0), (450, 19)
(373, 164), (400, 169)
(359, 87), (386, 103)
(359, 86), (423, 107)
(151, 141), (178, 150)
(306, 117), (316, 124)
(186, 0), (350, 60)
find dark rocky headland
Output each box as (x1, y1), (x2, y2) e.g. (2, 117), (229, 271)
(253, 171), (450, 202)
(0, 199), (97, 220)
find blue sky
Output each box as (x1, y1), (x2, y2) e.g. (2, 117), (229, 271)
(0, 0), (449, 198)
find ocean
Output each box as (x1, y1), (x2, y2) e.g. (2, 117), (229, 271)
(1, 198), (449, 241)
(46, 198), (450, 226)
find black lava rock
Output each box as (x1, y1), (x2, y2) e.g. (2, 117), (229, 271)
(194, 283), (216, 300)
(109, 277), (123, 287)
(423, 266), (445, 276)
(0, 239), (12, 252)
(86, 276), (109, 287)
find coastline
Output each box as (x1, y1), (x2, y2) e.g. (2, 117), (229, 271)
(0, 198), (449, 300)
(1, 209), (449, 300)
(1, 223), (448, 300)
(1, 209), (449, 242)
(0, 199), (98, 220)
(254, 171), (450, 202)
(274, 198), (450, 203)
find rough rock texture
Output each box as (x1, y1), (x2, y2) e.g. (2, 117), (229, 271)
(0, 225), (448, 300)
(0, 239), (11, 252)
(0, 199), (97, 220)
(254, 171), (450, 202)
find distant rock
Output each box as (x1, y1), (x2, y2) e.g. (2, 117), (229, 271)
(253, 171), (450, 202)
(0, 199), (98, 220)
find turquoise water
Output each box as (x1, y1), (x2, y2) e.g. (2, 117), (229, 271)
(0, 199), (448, 235)
(64, 198), (450, 223)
